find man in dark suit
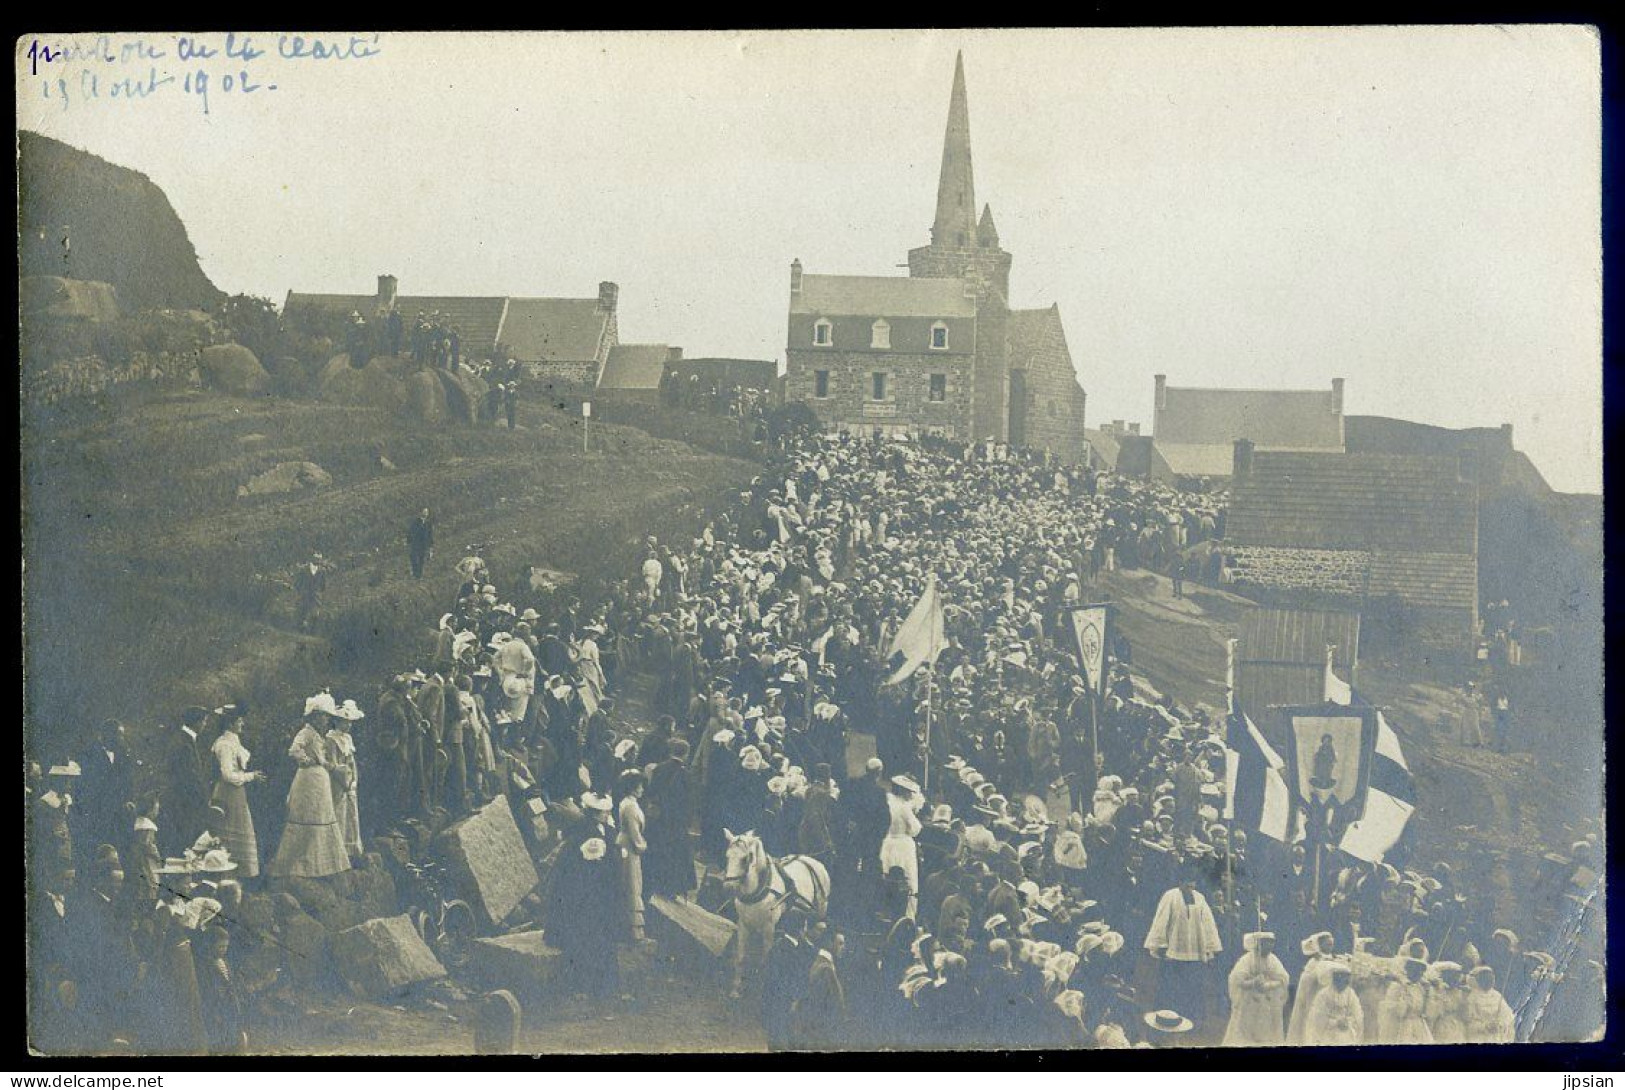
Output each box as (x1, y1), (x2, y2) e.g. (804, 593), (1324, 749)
(407, 508), (434, 579)
(162, 708), (211, 849)
(761, 909), (812, 1050)
(795, 928), (848, 1049)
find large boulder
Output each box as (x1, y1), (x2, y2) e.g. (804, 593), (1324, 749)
(465, 930), (561, 997)
(318, 355), (406, 412)
(437, 368), (490, 424)
(434, 796), (540, 927)
(198, 343), (269, 395)
(237, 460), (333, 498)
(330, 914), (447, 999)
(404, 369), (449, 423)
(21, 276), (121, 322)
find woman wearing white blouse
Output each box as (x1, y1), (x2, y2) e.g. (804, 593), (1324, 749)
(208, 705), (265, 878)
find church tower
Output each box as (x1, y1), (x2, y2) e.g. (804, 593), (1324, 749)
(908, 52), (1012, 306)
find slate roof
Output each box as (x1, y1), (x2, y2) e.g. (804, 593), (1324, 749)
(1155, 384), (1343, 476)
(793, 274), (977, 319)
(1227, 451), (1478, 554)
(1006, 305), (1072, 371)
(284, 293), (510, 354)
(500, 297), (610, 364)
(598, 344), (673, 390)
(284, 290), (610, 365)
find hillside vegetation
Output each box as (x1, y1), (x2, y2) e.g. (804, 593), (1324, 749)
(22, 388), (757, 747)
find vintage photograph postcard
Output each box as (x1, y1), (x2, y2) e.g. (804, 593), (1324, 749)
(19, 27), (1603, 1056)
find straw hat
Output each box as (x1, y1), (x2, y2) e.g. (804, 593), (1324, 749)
(1143, 1010), (1193, 1034)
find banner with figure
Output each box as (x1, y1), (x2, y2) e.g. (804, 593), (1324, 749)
(1278, 703), (1378, 841)
(1068, 605), (1109, 695)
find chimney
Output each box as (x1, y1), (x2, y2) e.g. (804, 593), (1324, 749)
(1331, 377), (1345, 413)
(1112, 419), (1125, 433)
(1501, 422), (1513, 445)
(597, 281), (619, 313)
(1233, 438), (1255, 482)
(1154, 373), (1168, 411)
(377, 274), (398, 311)
(1128, 422), (1140, 436)
(790, 259), (803, 296)
(666, 347), (684, 363)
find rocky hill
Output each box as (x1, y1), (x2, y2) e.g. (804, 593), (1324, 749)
(19, 130), (222, 312)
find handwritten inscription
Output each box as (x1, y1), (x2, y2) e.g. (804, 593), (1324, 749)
(23, 32), (382, 115)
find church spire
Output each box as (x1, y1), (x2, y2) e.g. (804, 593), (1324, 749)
(977, 203), (999, 248)
(930, 52), (977, 249)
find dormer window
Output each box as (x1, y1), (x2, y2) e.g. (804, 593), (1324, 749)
(930, 322), (949, 350)
(871, 319), (891, 350)
(813, 318), (833, 346)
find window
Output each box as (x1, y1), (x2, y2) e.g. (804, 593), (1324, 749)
(870, 319), (891, 349)
(929, 373), (947, 402)
(814, 370), (830, 398)
(813, 318), (832, 346)
(871, 371), (888, 401)
(930, 322), (949, 350)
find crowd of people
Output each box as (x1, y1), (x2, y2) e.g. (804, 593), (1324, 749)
(26, 425), (1602, 1054)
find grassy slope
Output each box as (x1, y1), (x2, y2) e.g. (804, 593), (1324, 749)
(23, 387), (757, 752)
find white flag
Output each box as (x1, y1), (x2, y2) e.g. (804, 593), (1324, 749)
(1069, 606), (1108, 694)
(884, 576), (947, 685)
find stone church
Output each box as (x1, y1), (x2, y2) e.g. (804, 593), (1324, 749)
(784, 54), (1087, 460)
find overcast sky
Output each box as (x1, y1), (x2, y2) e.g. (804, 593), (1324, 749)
(17, 27), (1602, 491)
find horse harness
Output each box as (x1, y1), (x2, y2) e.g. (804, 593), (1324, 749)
(734, 852), (826, 914)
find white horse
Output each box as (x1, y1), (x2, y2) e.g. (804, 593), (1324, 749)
(721, 829), (830, 999)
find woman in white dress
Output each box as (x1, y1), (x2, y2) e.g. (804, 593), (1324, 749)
(325, 700), (364, 860)
(208, 704), (265, 878)
(1377, 957), (1436, 1044)
(1223, 932), (1289, 1046)
(1463, 966), (1516, 1043)
(267, 694), (352, 878)
(879, 775), (924, 919)
(576, 625), (609, 707)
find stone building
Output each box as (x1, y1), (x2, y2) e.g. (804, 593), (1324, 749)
(1151, 374), (1346, 484)
(783, 54), (1087, 460)
(1224, 440), (1480, 653)
(285, 275), (620, 385)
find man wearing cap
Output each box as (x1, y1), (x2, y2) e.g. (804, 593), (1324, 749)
(1222, 931), (1289, 1046)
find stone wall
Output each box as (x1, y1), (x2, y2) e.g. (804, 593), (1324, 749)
(1227, 545), (1371, 597)
(1228, 544), (1475, 652)
(785, 348), (972, 439)
(525, 360), (599, 386)
(29, 350), (202, 405)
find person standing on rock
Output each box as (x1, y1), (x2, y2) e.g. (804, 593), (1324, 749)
(407, 508), (434, 580)
(266, 694), (352, 879)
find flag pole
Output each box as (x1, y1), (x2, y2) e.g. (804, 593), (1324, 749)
(923, 662), (934, 797)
